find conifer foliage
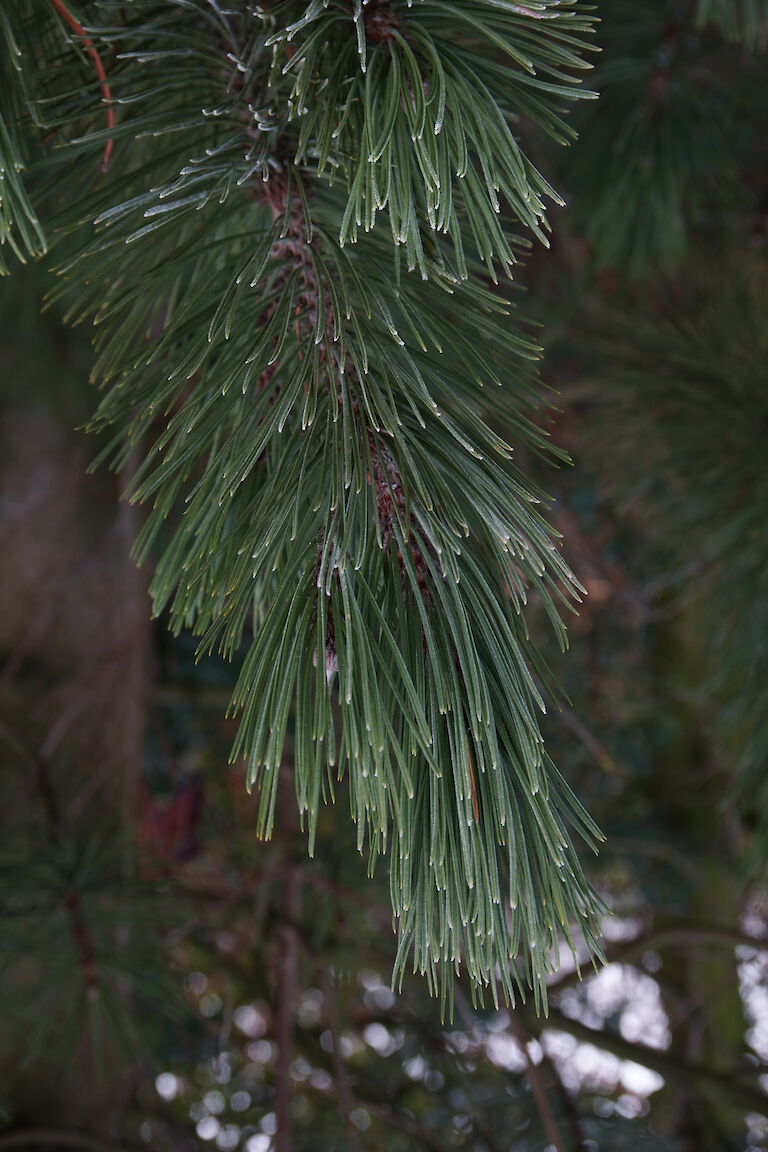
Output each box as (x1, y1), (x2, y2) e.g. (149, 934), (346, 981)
(697, 0), (768, 47)
(1, 1), (603, 1003)
(594, 255), (768, 873)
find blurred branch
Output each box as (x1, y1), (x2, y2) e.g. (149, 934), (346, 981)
(450, 989), (535, 1152)
(507, 1009), (568, 1152)
(275, 764), (302, 1152)
(602, 837), (704, 885)
(0, 1132), (140, 1152)
(537, 1047), (589, 1152)
(524, 1007), (768, 1115)
(0, 717), (100, 996)
(321, 968), (362, 1152)
(302, 870), (391, 920)
(549, 920), (768, 994)
(274, 863), (300, 1152)
(557, 707), (620, 777)
(359, 1101), (446, 1152)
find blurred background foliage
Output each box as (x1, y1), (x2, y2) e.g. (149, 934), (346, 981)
(2, 1), (768, 1151)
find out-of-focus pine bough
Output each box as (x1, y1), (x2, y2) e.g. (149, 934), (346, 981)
(0, 0), (603, 1009)
(593, 255), (768, 875)
(697, 0), (768, 47)
(563, 0), (757, 279)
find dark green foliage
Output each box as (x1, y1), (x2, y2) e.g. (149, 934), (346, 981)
(0, 832), (183, 1064)
(591, 255), (768, 871)
(565, 0), (742, 278)
(697, 0), (768, 46)
(0, 8), (46, 271)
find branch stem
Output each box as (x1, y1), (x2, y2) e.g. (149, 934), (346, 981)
(49, 0), (115, 170)
(507, 1009), (568, 1152)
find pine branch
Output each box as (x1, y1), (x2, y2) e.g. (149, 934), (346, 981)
(6, 0), (604, 1003)
(524, 1006), (768, 1116)
(265, 0), (597, 275)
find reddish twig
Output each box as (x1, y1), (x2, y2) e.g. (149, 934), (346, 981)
(63, 890), (100, 997)
(49, 0), (115, 171)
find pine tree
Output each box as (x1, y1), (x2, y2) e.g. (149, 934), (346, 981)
(1, 1), (604, 1007)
